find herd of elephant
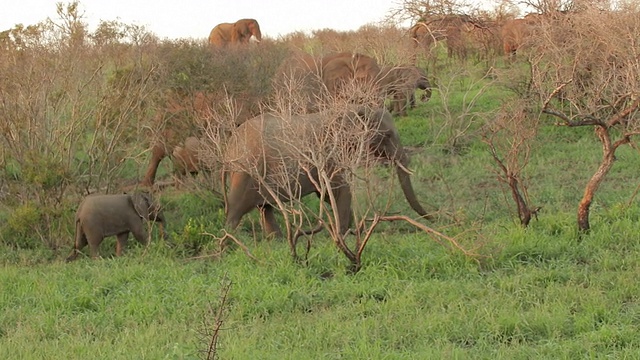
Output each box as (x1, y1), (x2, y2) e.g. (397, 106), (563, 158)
(408, 12), (563, 60)
(66, 20), (437, 261)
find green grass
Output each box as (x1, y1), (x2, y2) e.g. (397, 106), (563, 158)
(4, 52), (640, 359)
(2, 227), (640, 358)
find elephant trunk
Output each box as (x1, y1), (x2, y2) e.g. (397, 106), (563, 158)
(417, 77), (432, 102)
(253, 25), (262, 42)
(395, 158), (433, 221)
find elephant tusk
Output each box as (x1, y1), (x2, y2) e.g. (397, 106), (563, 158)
(395, 160), (414, 175)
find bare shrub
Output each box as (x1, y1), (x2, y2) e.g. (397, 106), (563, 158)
(198, 275), (232, 360)
(482, 101), (541, 226)
(526, 6), (640, 232)
(138, 41), (290, 187)
(0, 5), (156, 248)
(428, 67), (495, 153)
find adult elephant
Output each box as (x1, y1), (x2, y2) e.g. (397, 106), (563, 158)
(272, 52), (382, 113)
(410, 14), (486, 60)
(208, 18), (262, 47)
(223, 107), (432, 237)
(140, 91), (259, 187)
(500, 18), (531, 59)
(376, 65), (432, 117)
(320, 52), (381, 97)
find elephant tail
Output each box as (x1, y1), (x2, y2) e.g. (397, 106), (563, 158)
(65, 218), (84, 262)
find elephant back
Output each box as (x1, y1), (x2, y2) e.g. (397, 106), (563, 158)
(225, 112), (323, 176)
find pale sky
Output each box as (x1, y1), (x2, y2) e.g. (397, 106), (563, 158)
(1, 1), (401, 40)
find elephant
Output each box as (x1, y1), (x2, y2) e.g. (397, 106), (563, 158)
(500, 18), (532, 59)
(272, 52), (384, 110)
(66, 191), (167, 261)
(223, 107), (431, 237)
(272, 52), (382, 113)
(208, 19), (262, 47)
(376, 65), (432, 117)
(320, 52), (381, 98)
(409, 15), (486, 60)
(172, 136), (202, 178)
(500, 12), (558, 59)
(140, 91), (259, 187)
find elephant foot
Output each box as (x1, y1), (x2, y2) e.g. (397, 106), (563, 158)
(65, 250), (79, 262)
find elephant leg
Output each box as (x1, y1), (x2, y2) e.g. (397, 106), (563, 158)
(116, 232), (130, 256)
(66, 230), (87, 262)
(329, 180), (353, 236)
(225, 173), (263, 230)
(409, 91), (417, 109)
(260, 205), (283, 238)
(87, 235), (102, 259)
(141, 143), (167, 186)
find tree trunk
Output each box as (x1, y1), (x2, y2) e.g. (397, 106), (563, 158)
(577, 126), (617, 232)
(508, 175), (532, 226)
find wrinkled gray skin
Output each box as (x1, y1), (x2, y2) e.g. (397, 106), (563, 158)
(66, 192), (166, 261)
(224, 107), (431, 237)
(377, 65), (432, 117)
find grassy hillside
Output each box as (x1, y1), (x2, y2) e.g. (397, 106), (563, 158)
(2, 8), (640, 359)
(3, 69), (640, 357)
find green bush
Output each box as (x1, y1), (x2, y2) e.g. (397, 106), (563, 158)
(1, 203), (42, 249)
(170, 210), (226, 257)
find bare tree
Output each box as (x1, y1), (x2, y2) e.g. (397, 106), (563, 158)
(0, 6), (156, 248)
(214, 63), (481, 272)
(527, 6), (640, 232)
(483, 102), (541, 226)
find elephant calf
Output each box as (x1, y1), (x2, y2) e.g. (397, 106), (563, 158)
(377, 65), (432, 117)
(172, 136), (203, 178)
(66, 191), (167, 261)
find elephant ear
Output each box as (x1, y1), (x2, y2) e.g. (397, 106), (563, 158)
(130, 191), (152, 220)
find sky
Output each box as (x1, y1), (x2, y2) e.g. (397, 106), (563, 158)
(1, 0), (402, 40)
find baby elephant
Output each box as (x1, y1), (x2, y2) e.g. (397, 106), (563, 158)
(172, 136), (202, 178)
(66, 191), (167, 261)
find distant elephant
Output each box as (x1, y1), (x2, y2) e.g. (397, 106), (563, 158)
(501, 18), (533, 59)
(410, 15), (484, 59)
(66, 191), (167, 261)
(208, 18), (262, 47)
(376, 65), (432, 117)
(409, 22), (445, 50)
(172, 136), (203, 178)
(224, 107), (431, 237)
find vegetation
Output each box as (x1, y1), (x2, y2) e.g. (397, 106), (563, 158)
(1, 0), (640, 358)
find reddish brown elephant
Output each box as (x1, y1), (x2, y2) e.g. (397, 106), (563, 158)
(501, 18), (532, 59)
(140, 91), (259, 187)
(320, 52), (381, 97)
(208, 19), (262, 47)
(272, 51), (382, 112)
